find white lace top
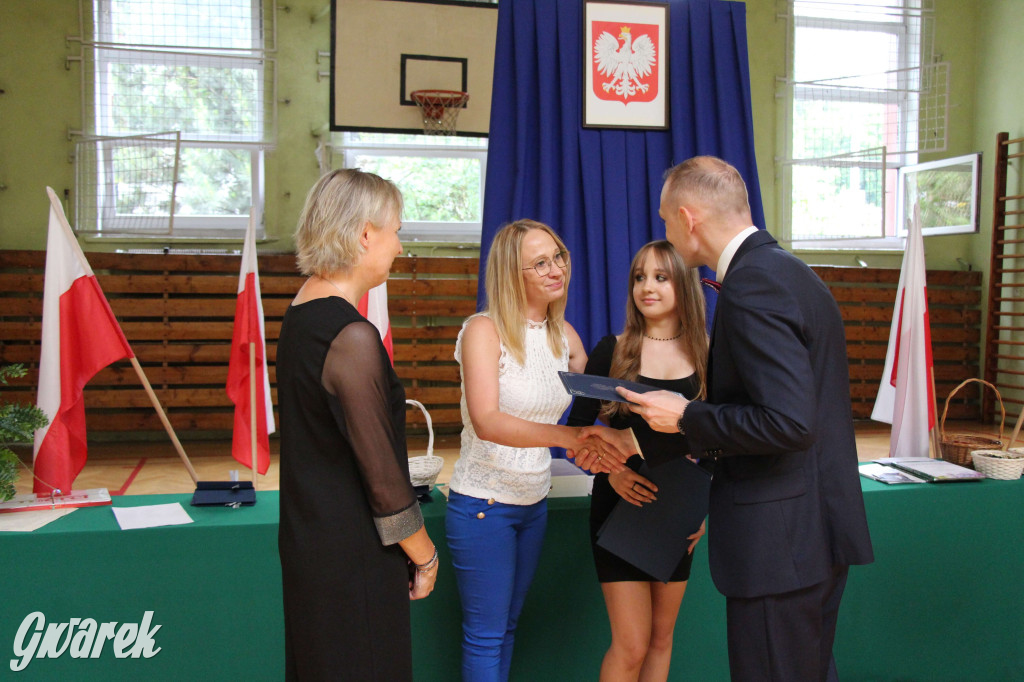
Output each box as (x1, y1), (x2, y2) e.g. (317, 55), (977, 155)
(449, 313), (571, 505)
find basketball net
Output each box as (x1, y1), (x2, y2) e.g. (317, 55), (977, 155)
(411, 90), (470, 136)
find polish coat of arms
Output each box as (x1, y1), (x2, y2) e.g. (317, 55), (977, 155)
(591, 21), (659, 103)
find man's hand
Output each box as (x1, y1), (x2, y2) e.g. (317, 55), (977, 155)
(569, 436), (624, 474)
(568, 426), (632, 474)
(573, 425), (637, 474)
(616, 388), (690, 434)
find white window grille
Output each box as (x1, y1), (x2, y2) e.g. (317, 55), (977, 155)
(778, 0), (947, 248)
(326, 132), (488, 243)
(72, 0), (276, 237)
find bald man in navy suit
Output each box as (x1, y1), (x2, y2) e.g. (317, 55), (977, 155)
(605, 156), (874, 681)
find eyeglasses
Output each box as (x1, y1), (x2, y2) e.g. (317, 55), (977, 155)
(522, 251), (569, 277)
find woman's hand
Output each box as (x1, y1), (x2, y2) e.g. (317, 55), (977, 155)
(409, 561), (438, 600)
(569, 435), (626, 474)
(687, 520), (706, 554)
(607, 469), (658, 507)
(401, 530), (438, 600)
(572, 425), (635, 473)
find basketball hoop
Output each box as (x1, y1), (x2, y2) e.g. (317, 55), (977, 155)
(410, 89), (470, 136)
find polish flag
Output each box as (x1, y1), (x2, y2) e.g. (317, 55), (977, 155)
(871, 203), (936, 458)
(33, 188), (134, 494)
(226, 212), (276, 474)
(358, 283), (394, 365)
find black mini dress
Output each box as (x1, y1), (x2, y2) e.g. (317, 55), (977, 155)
(566, 335), (704, 583)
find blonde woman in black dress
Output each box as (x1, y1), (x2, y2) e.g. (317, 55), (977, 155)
(567, 241), (709, 682)
(277, 169), (438, 680)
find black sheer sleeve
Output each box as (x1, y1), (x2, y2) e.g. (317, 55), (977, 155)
(566, 335), (617, 428)
(321, 320), (422, 545)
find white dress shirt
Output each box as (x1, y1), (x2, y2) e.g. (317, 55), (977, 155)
(715, 226), (759, 282)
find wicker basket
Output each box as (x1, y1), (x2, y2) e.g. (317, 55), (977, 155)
(970, 449), (1024, 480)
(939, 379), (1004, 467)
(406, 399), (444, 489)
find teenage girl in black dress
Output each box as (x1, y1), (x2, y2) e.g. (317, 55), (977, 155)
(567, 240), (709, 682)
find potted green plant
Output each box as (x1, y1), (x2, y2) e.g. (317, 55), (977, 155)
(0, 364), (49, 502)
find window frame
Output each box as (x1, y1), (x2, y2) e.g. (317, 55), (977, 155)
(783, 1), (925, 250)
(85, 0), (269, 238)
(337, 134), (488, 243)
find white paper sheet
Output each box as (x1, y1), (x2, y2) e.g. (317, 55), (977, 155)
(112, 503), (193, 530)
(0, 508), (76, 532)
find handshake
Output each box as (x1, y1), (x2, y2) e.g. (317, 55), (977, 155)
(565, 425), (637, 474)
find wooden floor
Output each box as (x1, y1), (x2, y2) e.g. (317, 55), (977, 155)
(11, 420), (1010, 497)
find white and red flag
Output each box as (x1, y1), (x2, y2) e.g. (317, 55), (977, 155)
(33, 188), (134, 494)
(358, 283), (394, 365)
(871, 204), (936, 458)
(226, 213), (276, 474)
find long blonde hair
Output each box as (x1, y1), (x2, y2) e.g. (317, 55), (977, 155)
(483, 220), (571, 365)
(602, 241), (708, 420)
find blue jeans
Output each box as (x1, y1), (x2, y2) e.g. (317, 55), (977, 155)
(445, 492), (548, 682)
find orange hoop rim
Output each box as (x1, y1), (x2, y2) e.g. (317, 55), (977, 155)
(410, 89), (469, 105)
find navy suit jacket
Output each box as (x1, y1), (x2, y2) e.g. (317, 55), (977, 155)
(683, 230), (874, 599)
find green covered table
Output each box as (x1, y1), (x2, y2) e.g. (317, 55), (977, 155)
(1, 476), (1021, 680)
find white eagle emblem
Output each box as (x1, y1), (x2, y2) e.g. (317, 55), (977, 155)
(593, 25), (656, 100)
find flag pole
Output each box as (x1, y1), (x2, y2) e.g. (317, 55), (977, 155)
(250, 341), (258, 489)
(129, 357), (199, 484)
(929, 366), (943, 459)
(1009, 405), (1024, 451)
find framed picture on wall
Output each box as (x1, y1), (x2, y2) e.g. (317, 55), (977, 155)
(896, 153), (982, 236)
(583, 0), (669, 130)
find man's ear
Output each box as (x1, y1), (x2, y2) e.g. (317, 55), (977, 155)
(679, 205), (699, 234)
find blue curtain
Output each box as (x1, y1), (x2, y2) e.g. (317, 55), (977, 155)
(480, 0), (765, 350)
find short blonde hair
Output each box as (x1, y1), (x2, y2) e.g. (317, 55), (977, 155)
(483, 220), (570, 364)
(663, 156), (750, 219)
(294, 169), (403, 276)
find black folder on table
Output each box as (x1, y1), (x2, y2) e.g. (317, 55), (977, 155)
(596, 457), (711, 583)
(191, 481), (256, 507)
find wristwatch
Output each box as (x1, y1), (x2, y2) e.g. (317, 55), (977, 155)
(676, 408), (687, 436)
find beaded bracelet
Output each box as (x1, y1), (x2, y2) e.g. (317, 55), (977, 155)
(415, 547), (439, 574)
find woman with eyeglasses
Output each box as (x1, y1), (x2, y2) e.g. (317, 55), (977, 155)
(567, 241), (709, 682)
(446, 219), (629, 681)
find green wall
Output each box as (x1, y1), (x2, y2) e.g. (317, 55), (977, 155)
(968, 0), (1024, 363)
(971, 0), (1024, 277)
(0, 0), (82, 251)
(0, 0), (330, 253)
(0, 0), (1012, 274)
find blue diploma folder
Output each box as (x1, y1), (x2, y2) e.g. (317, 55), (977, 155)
(596, 457), (711, 583)
(558, 371), (677, 404)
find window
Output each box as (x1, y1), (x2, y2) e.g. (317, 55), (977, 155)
(780, 0), (946, 248)
(330, 132), (487, 243)
(75, 0), (275, 237)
